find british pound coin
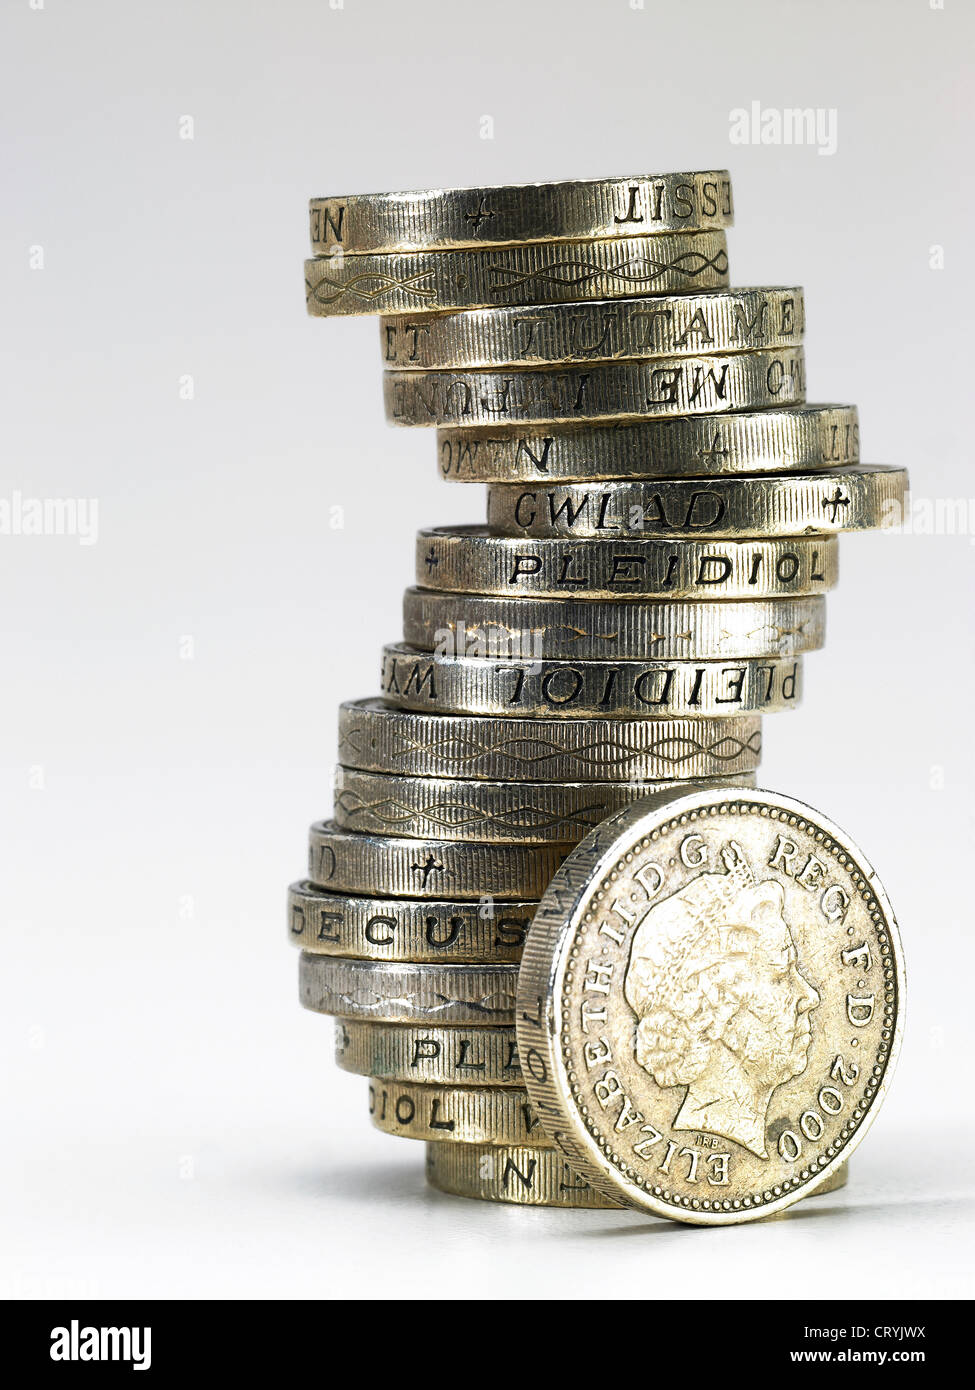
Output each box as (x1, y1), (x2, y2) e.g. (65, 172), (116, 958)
(516, 786), (903, 1224)
(414, 527), (838, 598)
(333, 766), (751, 843)
(425, 1141), (848, 1208)
(299, 954), (518, 1024)
(287, 880), (534, 962)
(335, 1019), (523, 1087)
(310, 171), (733, 253)
(380, 644), (801, 718)
(339, 699), (765, 781)
(425, 1141), (622, 1208)
(486, 466), (908, 539)
(381, 287), (800, 369)
(307, 821), (569, 899)
(401, 590), (826, 661)
(304, 231), (730, 317)
(368, 1079), (552, 1146)
(384, 349), (804, 427)
(437, 404), (859, 482)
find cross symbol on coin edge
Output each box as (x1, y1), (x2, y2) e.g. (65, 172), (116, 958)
(823, 487), (851, 522)
(698, 434), (729, 468)
(412, 853), (445, 888)
(424, 547), (440, 571)
(464, 196), (497, 232)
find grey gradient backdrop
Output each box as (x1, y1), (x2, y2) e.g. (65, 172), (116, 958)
(1, 0), (972, 1298)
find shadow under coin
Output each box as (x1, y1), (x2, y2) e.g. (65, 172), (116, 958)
(574, 1188), (975, 1239)
(286, 1160), (424, 1206)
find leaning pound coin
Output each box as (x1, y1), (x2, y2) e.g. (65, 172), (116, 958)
(516, 785), (903, 1225)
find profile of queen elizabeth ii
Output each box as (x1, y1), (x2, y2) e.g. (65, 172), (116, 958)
(623, 841), (820, 1159)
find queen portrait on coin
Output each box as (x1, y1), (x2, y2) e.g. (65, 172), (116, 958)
(623, 841), (821, 1159)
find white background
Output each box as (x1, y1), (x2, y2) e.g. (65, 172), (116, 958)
(1, 0), (972, 1298)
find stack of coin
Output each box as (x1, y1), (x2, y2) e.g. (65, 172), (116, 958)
(294, 171), (907, 1212)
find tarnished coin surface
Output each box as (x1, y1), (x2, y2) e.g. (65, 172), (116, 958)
(300, 955), (518, 1024)
(310, 172), (733, 253)
(401, 591), (826, 662)
(414, 527), (838, 599)
(485, 467), (908, 539)
(380, 643), (801, 718)
(516, 786), (903, 1225)
(384, 349), (805, 427)
(307, 821), (569, 899)
(437, 405), (860, 482)
(287, 881), (534, 962)
(333, 766), (750, 844)
(305, 231), (729, 317)
(338, 699), (765, 782)
(368, 1079), (552, 1146)
(426, 1141), (623, 1208)
(425, 1142), (849, 1208)
(380, 288), (800, 369)
(335, 1019), (523, 1086)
